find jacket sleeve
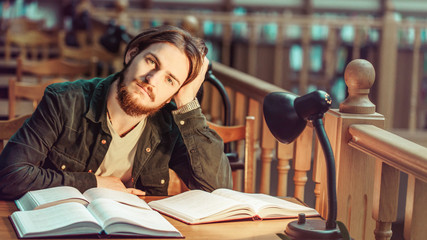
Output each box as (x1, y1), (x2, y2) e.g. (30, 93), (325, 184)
(0, 87), (96, 200)
(169, 108), (233, 192)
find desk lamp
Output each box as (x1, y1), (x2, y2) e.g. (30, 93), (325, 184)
(263, 90), (343, 239)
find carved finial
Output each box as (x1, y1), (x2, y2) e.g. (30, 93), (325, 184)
(181, 15), (199, 36)
(339, 59), (376, 114)
(115, 0), (129, 12)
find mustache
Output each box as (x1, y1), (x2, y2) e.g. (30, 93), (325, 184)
(133, 78), (155, 101)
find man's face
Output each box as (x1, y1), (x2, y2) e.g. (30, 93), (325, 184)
(117, 42), (190, 116)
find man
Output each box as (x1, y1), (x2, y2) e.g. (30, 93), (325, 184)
(0, 25), (233, 200)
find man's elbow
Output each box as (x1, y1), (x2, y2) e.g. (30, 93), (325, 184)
(0, 165), (37, 200)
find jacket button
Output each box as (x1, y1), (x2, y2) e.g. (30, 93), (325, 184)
(61, 165), (66, 170)
(146, 147), (151, 152)
(179, 120), (185, 125)
(160, 179), (165, 184)
(101, 139), (107, 144)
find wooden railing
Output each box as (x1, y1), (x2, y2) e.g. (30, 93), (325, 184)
(349, 124), (427, 240)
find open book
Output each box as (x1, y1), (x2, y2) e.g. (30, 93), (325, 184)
(15, 186), (149, 211)
(148, 188), (319, 224)
(10, 187), (182, 238)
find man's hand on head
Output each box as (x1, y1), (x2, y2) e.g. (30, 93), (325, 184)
(174, 56), (209, 108)
(96, 176), (146, 195)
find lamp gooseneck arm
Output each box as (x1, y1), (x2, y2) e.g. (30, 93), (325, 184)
(312, 117), (337, 230)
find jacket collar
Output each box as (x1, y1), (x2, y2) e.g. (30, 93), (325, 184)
(85, 73), (118, 124)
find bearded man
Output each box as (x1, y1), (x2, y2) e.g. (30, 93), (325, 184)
(0, 25), (232, 200)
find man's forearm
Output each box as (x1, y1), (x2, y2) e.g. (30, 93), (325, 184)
(172, 107), (233, 191)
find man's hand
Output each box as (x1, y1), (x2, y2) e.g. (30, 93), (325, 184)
(174, 56), (209, 108)
(96, 176), (146, 195)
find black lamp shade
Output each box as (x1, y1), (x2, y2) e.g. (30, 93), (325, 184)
(263, 90), (332, 144)
(263, 92), (306, 144)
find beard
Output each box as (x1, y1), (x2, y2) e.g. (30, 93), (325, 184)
(116, 70), (170, 117)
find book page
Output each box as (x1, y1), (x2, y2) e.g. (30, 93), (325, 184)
(10, 202), (102, 238)
(212, 188), (273, 213)
(87, 198), (182, 237)
(212, 188), (319, 218)
(83, 188), (150, 210)
(148, 190), (253, 224)
(15, 186), (88, 211)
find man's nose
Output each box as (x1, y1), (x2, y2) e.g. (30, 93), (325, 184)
(143, 74), (152, 83)
(145, 71), (161, 85)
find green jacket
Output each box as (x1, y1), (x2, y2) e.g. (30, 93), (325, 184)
(0, 74), (232, 199)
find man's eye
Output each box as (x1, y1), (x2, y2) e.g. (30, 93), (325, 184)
(147, 58), (155, 65)
(167, 78), (174, 86)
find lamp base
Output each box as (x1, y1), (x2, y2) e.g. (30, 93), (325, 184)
(285, 219), (343, 240)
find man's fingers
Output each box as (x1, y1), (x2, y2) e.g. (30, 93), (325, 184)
(126, 188), (146, 196)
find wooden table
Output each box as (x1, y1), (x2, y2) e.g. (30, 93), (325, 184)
(0, 196), (315, 240)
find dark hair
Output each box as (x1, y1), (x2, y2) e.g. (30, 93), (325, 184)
(123, 25), (208, 86)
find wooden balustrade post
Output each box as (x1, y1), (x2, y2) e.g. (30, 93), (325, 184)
(378, 3), (398, 129)
(323, 59), (385, 239)
(293, 126), (314, 202)
(313, 137), (326, 216)
(409, 28), (421, 132)
(276, 142), (293, 196)
(221, 23), (232, 66)
(351, 26), (363, 60)
(233, 92), (247, 191)
(372, 161), (400, 240)
(260, 119), (275, 194)
(324, 27), (338, 89)
(247, 99), (261, 190)
(210, 86), (223, 124)
(273, 22), (284, 88)
(200, 83), (213, 120)
(404, 176), (427, 239)
(247, 22), (258, 76)
(299, 23), (311, 94)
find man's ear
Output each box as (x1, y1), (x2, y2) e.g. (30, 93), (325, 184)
(124, 47), (139, 65)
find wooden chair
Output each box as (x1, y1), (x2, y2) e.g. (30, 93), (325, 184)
(16, 57), (91, 83)
(168, 116), (256, 194)
(3, 17), (45, 33)
(5, 30), (58, 61)
(0, 114), (31, 152)
(8, 77), (67, 119)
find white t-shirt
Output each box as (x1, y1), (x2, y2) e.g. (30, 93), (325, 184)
(95, 116), (146, 187)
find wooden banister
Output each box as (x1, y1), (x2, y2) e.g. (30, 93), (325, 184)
(348, 124), (427, 183)
(348, 123), (427, 240)
(211, 61), (286, 100)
